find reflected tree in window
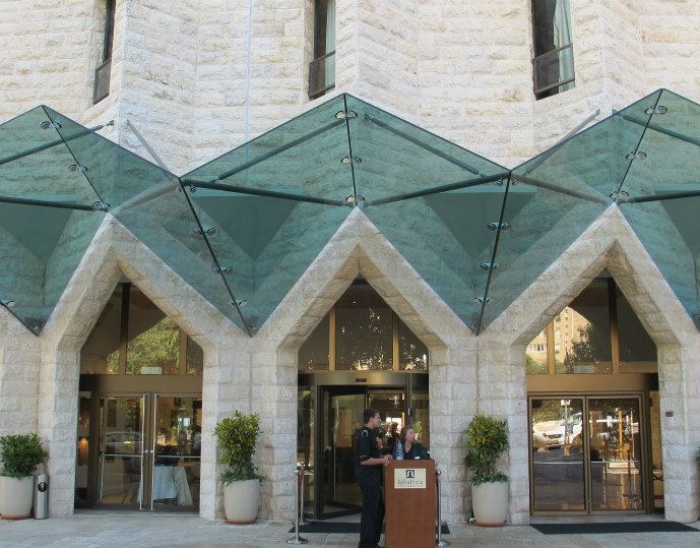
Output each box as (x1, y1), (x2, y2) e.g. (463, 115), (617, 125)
(562, 321), (611, 373)
(126, 316), (180, 375)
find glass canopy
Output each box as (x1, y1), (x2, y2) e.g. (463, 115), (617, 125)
(513, 88), (700, 329)
(2, 90), (700, 336)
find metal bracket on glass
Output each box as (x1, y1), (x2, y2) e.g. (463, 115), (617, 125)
(487, 221), (511, 231)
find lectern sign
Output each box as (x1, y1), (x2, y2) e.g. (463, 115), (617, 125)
(385, 461), (435, 548)
(393, 468), (427, 489)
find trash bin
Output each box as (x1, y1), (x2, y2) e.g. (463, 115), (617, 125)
(33, 475), (49, 519)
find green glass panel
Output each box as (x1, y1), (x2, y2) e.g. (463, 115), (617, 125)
(512, 92), (663, 203)
(0, 106), (103, 209)
(183, 95), (353, 201)
(480, 180), (607, 329)
(0, 106), (180, 334)
(7, 89), (700, 338)
(365, 183), (506, 330)
(45, 106), (181, 210)
(205, 197), (349, 332)
(0, 201), (103, 333)
(620, 197), (700, 326)
(343, 95), (508, 203)
(617, 89), (700, 202)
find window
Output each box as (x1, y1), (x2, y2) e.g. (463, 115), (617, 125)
(309, 0), (336, 99)
(93, 0), (116, 104)
(81, 283), (203, 376)
(526, 276), (657, 375)
(298, 279), (429, 371)
(531, 0), (575, 99)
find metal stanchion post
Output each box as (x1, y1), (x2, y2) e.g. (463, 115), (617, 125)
(287, 467), (309, 545)
(298, 461), (308, 526)
(435, 468), (450, 546)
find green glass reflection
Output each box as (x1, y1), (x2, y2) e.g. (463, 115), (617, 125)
(126, 310), (180, 376)
(183, 95), (353, 200)
(398, 319), (428, 371)
(365, 182), (507, 331)
(298, 313), (330, 371)
(344, 95), (508, 203)
(481, 179), (607, 330)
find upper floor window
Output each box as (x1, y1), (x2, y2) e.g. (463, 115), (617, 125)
(531, 0), (575, 100)
(93, 0), (116, 104)
(309, 0), (336, 99)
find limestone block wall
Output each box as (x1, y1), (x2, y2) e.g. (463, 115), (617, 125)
(0, 1), (103, 120)
(348, 0), (420, 118)
(414, 0), (534, 167)
(114, 1), (198, 175)
(642, 0), (700, 96)
(189, 0), (311, 169)
(0, 314), (41, 436)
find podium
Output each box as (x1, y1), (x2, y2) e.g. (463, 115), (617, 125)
(384, 460), (436, 548)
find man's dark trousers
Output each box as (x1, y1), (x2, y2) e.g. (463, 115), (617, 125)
(358, 476), (384, 548)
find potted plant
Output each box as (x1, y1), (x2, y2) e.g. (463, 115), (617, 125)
(464, 414), (509, 526)
(0, 433), (48, 520)
(214, 411), (263, 524)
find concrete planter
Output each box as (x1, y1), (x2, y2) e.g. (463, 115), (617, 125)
(223, 479), (260, 524)
(471, 481), (508, 526)
(0, 476), (34, 520)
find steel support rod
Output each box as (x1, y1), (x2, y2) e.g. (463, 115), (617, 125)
(287, 467), (308, 545)
(436, 468), (450, 546)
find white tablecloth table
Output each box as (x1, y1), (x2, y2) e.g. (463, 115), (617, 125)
(141, 465), (193, 506)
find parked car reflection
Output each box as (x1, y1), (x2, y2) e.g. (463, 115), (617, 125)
(532, 412), (582, 452)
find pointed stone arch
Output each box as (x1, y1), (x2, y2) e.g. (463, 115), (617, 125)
(251, 208), (477, 522)
(481, 205), (700, 523)
(36, 216), (250, 517)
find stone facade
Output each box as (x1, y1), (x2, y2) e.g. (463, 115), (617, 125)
(2, 0), (700, 525)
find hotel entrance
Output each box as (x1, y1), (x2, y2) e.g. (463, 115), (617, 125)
(76, 282), (204, 511)
(295, 278), (432, 520)
(76, 379), (203, 511)
(526, 275), (662, 516)
(530, 394), (653, 514)
(298, 372), (429, 519)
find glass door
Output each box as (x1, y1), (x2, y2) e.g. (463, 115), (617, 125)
(531, 398), (585, 512)
(530, 395), (646, 514)
(98, 395), (145, 507)
(96, 394), (201, 510)
(589, 397), (642, 511)
(320, 388), (365, 517)
(317, 386), (408, 518)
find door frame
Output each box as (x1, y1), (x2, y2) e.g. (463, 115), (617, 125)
(299, 371), (428, 519)
(529, 392), (653, 515)
(78, 374), (202, 510)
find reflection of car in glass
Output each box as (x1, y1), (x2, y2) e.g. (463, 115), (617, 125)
(105, 431), (142, 455)
(532, 413), (582, 451)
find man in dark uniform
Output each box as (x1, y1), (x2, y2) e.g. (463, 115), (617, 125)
(355, 408), (392, 548)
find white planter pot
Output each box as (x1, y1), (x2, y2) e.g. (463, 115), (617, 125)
(471, 481), (508, 526)
(223, 479), (260, 524)
(0, 476), (34, 520)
